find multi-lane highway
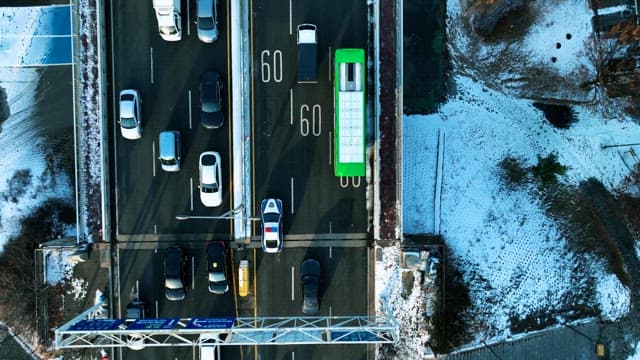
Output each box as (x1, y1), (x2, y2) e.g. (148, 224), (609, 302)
(108, 0), (371, 358)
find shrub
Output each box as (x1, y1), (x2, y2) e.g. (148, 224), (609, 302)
(498, 156), (529, 190)
(532, 154), (568, 186)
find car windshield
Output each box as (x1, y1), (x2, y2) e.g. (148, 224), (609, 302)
(120, 117), (137, 129)
(202, 183), (219, 193)
(265, 239), (278, 249)
(165, 277), (183, 290)
(161, 158), (177, 166)
(202, 84), (220, 113)
(198, 17), (215, 30)
(209, 272), (226, 283)
(263, 213), (280, 223)
(160, 26), (177, 35)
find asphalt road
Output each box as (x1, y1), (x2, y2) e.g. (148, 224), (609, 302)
(111, 0), (233, 238)
(251, 0), (369, 238)
(109, 0), (372, 358)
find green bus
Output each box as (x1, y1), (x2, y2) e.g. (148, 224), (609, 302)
(334, 48), (366, 177)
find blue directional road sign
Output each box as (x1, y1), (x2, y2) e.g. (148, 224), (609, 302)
(186, 317), (235, 330)
(69, 319), (124, 331)
(127, 318), (179, 330)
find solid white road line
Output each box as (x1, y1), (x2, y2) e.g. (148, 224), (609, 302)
(289, 0), (292, 35)
(154, 224), (157, 234)
(188, 90), (193, 129)
(290, 177), (294, 214)
(328, 46), (332, 81)
(190, 177), (194, 211)
(329, 221), (332, 234)
(290, 89), (293, 125)
(155, 300), (159, 318)
(328, 131), (332, 165)
(150, 47), (154, 84)
(187, 0), (191, 36)
(329, 246), (332, 259)
(291, 266), (295, 301)
(192, 256), (195, 289)
(152, 141), (156, 177)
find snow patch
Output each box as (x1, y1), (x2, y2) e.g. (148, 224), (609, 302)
(596, 269), (630, 321)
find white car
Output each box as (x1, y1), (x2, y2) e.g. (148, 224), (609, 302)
(199, 151), (222, 207)
(119, 89), (142, 140)
(260, 198), (283, 253)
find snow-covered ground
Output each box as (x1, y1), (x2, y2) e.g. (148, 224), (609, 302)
(0, 6), (74, 251)
(378, 0), (640, 357)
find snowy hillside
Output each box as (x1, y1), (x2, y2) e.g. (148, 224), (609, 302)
(378, 0), (640, 357)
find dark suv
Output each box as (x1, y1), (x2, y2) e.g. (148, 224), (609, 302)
(206, 241), (229, 294)
(164, 245), (186, 301)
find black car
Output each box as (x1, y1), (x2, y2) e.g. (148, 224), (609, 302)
(164, 245), (186, 301)
(301, 258), (320, 314)
(200, 71), (224, 129)
(206, 241), (229, 294)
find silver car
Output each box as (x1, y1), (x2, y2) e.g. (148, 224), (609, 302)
(118, 89), (142, 140)
(196, 0), (219, 43)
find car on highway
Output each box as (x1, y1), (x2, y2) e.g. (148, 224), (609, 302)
(118, 89), (142, 140)
(198, 151), (222, 207)
(260, 198), (283, 253)
(207, 241), (229, 294)
(164, 245), (186, 301)
(158, 130), (181, 172)
(196, 0), (219, 43)
(200, 71), (224, 129)
(301, 258), (320, 314)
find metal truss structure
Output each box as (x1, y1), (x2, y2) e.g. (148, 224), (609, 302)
(55, 300), (399, 350)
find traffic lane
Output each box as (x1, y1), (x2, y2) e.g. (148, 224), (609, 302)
(112, 0), (231, 235)
(252, 0), (368, 235)
(256, 247), (368, 317)
(260, 344), (369, 360)
(118, 247), (236, 318)
(114, 80), (233, 235)
(114, 38), (232, 233)
(291, 0), (367, 49)
(253, 122), (367, 235)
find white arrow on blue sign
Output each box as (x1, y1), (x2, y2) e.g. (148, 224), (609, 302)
(186, 317), (235, 329)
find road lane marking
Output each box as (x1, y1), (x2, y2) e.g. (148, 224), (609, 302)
(292, 352), (295, 360)
(188, 90), (193, 129)
(328, 131), (332, 165)
(150, 47), (154, 84)
(190, 177), (194, 211)
(152, 141), (156, 176)
(154, 224), (157, 234)
(328, 46), (332, 81)
(192, 256), (195, 289)
(329, 246), (332, 259)
(155, 300), (159, 318)
(136, 280), (140, 300)
(289, 0), (292, 35)
(329, 221), (332, 234)
(290, 177), (294, 214)
(329, 306), (332, 318)
(291, 266), (295, 301)
(187, 0), (191, 36)
(290, 89), (293, 125)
